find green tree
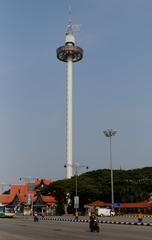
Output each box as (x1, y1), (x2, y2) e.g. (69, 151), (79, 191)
(45, 167), (152, 214)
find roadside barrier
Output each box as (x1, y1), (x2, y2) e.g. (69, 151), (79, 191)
(39, 217), (152, 226)
(122, 214), (152, 218)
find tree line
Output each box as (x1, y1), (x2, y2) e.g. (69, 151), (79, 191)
(40, 167), (152, 214)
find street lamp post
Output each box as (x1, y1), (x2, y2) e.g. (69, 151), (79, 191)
(103, 129), (117, 211)
(74, 164), (88, 220)
(64, 163), (88, 218)
(75, 166), (78, 219)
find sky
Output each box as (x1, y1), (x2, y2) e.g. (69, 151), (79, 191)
(0, 0), (152, 186)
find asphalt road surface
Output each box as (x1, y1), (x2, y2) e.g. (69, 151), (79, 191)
(0, 218), (152, 240)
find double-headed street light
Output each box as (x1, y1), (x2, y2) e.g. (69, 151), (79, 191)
(103, 129), (117, 211)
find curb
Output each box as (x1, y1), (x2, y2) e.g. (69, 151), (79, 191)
(39, 217), (152, 226)
(122, 215), (152, 218)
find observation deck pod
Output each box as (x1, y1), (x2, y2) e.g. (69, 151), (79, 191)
(56, 23), (83, 63)
(56, 45), (83, 62)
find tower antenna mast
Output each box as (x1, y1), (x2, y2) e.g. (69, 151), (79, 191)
(68, 4), (72, 24)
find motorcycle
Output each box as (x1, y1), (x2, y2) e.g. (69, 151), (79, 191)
(34, 214), (39, 222)
(89, 218), (100, 232)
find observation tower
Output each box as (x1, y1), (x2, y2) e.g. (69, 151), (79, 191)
(56, 23), (83, 178)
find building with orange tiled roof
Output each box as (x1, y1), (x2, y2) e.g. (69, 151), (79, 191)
(85, 194), (152, 215)
(0, 179), (57, 216)
(0, 183), (28, 205)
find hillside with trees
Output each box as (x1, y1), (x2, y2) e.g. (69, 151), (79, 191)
(42, 167), (152, 214)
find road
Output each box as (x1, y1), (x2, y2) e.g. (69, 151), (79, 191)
(0, 217), (152, 240)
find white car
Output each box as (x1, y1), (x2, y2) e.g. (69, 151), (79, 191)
(96, 207), (115, 217)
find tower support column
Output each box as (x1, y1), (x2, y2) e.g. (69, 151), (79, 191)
(66, 56), (73, 178)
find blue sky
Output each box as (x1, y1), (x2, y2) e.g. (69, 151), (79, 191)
(0, 0), (152, 185)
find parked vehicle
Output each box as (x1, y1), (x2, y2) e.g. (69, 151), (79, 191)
(0, 204), (15, 218)
(96, 207), (115, 217)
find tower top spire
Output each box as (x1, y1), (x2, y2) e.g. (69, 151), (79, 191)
(66, 22), (80, 35)
(68, 4), (72, 25)
(66, 4), (80, 35)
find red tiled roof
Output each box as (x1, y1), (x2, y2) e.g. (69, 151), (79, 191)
(35, 179), (42, 186)
(88, 201), (111, 207)
(120, 202), (151, 209)
(41, 196), (56, 204)
(35, 179), (53, 186)
(10, 184), (29, 200)
(86, 200), (152, 209)
(18, 195), (26, 204)
(0, 194), (10, 204)
(43, 179), (53, 186)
